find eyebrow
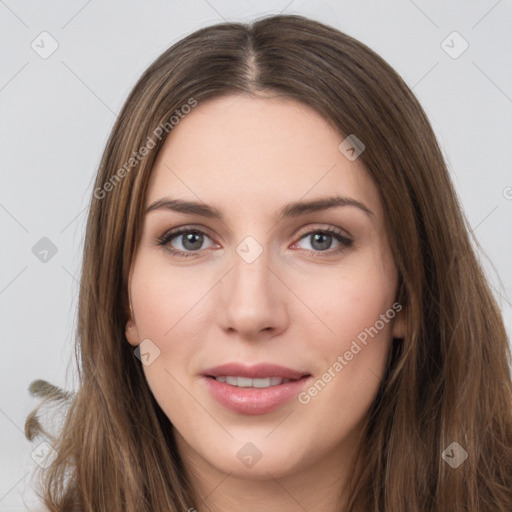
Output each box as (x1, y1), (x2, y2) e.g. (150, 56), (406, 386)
(145, 195), (374, 220)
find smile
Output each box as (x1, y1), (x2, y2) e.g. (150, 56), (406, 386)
(202, 363), (311, 415)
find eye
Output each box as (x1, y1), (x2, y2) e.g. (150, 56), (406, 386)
(155, 225), (353, 258)
(156, 227), (217, 257)
(292, 227), (353, 254)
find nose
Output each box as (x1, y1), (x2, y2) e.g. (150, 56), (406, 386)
(216, 246), (289, 340)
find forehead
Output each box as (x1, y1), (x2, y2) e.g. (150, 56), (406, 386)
(145, 94), (382, 221)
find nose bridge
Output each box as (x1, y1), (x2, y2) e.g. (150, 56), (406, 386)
(218, 236), (287, 336)
(230, 240), (273, 307)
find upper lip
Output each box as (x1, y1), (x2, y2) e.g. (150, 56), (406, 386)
(204, 363), (310, 380)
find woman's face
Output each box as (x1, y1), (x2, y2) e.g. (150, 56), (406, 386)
(126, 94), (405, 480)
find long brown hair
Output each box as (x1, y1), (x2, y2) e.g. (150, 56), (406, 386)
(26, 14), (512, 511)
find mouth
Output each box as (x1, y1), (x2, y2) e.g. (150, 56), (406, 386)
(202, 363), (311, 415)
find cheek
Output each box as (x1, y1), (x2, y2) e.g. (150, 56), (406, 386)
(130, 254), (211, 341)
(289, 248), (398, 410)
(129, 254), (223, 397)
(129, 257), (214, 427)
(293, 255), (397, 425)
(291, 251), (397, 349)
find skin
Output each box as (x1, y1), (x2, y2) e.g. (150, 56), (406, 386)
(125, 94), (405, 512)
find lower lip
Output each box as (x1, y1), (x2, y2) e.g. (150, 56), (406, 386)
(203, 376), (310, 415)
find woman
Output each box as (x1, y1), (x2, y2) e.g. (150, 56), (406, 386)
(26, 14), (512, 511)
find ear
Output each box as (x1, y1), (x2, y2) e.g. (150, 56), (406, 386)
(125, 272), (139, 347)
(125, 318), (140, 347)
(391, 305), (406, 339)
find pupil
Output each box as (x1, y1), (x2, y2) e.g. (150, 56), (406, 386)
(182, 232), (203, 250)
(311, 233), (331, 251)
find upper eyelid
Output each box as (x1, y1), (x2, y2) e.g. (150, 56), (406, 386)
(294, 224), (352, 240)
(160, 225), (217, 242)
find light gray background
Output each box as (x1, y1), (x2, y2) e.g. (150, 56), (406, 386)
(1, 1), (511, 509)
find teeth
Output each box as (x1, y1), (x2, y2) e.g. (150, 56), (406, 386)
(254, 378), (274, 388)
(236, 376), (253, 387)
(214, 376), (292, 388)
(270, 376), (285, 386)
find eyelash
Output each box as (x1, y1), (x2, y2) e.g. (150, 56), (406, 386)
(155, 225), (353, 258)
